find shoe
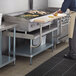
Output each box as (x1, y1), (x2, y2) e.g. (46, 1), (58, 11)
(64, 54), (74, 59)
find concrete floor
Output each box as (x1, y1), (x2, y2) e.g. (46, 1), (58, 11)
(0, 42), (68, 76)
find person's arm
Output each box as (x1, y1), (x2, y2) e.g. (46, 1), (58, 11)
(53, 9), (63, 16)
(61, 0), (72, 12)
(53, 0), (72, 16)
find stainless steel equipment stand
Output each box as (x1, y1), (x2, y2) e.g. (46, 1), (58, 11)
(3, 12), (69, 65)
(6, 22), (57, 65)
(0, 23), (16, 68)
(29, 23), (56, 64)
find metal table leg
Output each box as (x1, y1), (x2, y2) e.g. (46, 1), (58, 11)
(54, 30), (57, 49)
(13, 27), (16, 64)
(0, 32), (2, 65)
(30, 39), (33, 65)
(51, 31), (54, 52)
(30, 57), (33, 65)
(8, 36), (11, 60)
(8, 27), (16, 64)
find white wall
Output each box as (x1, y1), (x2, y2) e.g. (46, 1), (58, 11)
(48, 0), (64, 8)
(0, 0), (48, 14)
(0, 0), (29, 14)
(33, 0), (48, 9)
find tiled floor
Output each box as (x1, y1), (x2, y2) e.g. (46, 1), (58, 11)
(0, 42), (68, 76)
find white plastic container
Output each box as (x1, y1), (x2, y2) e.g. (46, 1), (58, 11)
(33, 35), (46, 46)
(0, 13), (2, 25)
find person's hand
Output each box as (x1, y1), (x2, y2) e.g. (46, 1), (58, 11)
(57, 9), (63, 13)
(53, 9), (63, 16)
(53, 12), (58, 16)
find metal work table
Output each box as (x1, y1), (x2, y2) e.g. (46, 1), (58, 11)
(0, 22), (16, 68)
(15, 25), (57, 65)
(3, 11), (69, 65)
(5, 22), (58, 65)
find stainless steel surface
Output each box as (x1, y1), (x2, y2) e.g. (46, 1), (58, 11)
(0, 55), (15, 68)
(0, 23), (16, 68)
(3, 9), (53, 32)
(3, 8), (69, 33)
(4, 25), (58, 39)
(3, 8), (69, 64)
(0, 31), (2, 66)
(57, 15), (69, 42)
(0, 22), (17, 31)
(13, 43), (53, 57)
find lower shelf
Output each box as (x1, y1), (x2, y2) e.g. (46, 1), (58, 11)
(0, 55), (15, 68)
(15, 43), (53, 57)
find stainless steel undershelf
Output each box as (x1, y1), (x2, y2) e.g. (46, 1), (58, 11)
(0, 55), (15, 68)
(14, 43), (53, 57)
(0, 23), (16, 68)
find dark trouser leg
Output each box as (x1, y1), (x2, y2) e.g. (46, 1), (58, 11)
(68, 38), (72, 52)
(68, 39), (76, 59)
(68, 20), (76, 59)
(68, 38), (75, 56)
